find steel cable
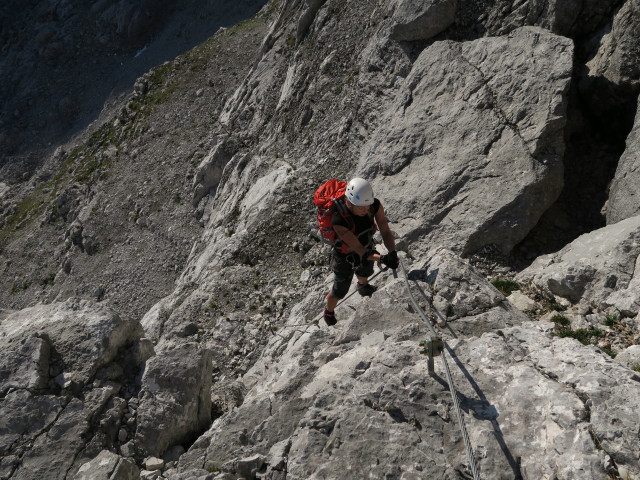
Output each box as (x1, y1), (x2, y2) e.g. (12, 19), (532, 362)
(399, 258), (481, 480)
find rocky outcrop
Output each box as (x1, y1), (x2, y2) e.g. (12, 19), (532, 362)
(74, 450), (139, 480)
(360, 27), (573, 256)
(169, 251), (640, 480)
(517, 215), (640, 317)
(388, 0), (457, 42)
(466, 0), (621, 38)
(0, 299), (144, 392)
(413, 248), (529, 334)
(586, 0), (640, 89)
(135, 344), (213, 458)
(607, 103), (640, 224)
(0, 299), (151, 480)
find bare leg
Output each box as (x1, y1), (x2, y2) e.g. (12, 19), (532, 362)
(326, 291), (339, 311)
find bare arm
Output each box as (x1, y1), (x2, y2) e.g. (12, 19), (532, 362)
(375, 203), (396, 253)
(333, 224), (380, 261)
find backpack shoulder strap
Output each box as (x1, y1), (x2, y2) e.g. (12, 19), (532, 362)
(333, 197), (354, 229)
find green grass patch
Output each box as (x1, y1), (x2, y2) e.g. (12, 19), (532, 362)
(40, 272), (56, 287)
(550, 314), (570, 327)
(599, 347), (616, 358)
(603, 315), (619, 327)
(492, 279), (520, 296)
(548, 302), (566, 312)
(0, 185), (51, 245)
(632, 365), (640, 373)
(10, 280), (30, 294)
(555, 328), (604, 345)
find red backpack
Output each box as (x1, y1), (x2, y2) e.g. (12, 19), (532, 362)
(313, 179), (352, 245)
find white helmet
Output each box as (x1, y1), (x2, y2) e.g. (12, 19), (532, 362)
(345, 177), (374, 206)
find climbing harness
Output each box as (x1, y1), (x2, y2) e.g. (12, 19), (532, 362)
(399, 258), (481, 480)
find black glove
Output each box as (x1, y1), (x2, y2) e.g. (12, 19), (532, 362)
(380, 251), (399, 269)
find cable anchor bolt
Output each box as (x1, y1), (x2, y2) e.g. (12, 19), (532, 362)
(420, 337), (444, 376)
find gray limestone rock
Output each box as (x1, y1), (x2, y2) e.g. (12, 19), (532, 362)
(0, 390), (66, 458)
(517, 215), (640, 315)
(359, 27), (573, 256)
(135, 343), (213, 457)
(192, 137), (234, 207)
(0, 335), (50, 394)
(607, 100), (640, 224)
(174, 270), (640, 479)
(0, 298), (144, 390)
(474, 0), (620, 38)
(0, 299), (148, 480)
(615, 344), (640, 369)
(586, 0), (640, 89)
(14, 398), (94, 479)
(463, 322), (640, 479)
(74, 450), (139, 480)
(297, 0), (328, 44)
(409, 247), (529, 335)
(388, 0), (457, 42)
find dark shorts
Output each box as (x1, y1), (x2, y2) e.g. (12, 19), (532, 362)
(330, 251), (374, 299)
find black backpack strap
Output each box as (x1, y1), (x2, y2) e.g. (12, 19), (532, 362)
(334, 198), (354, 231)
(333, 198), (356, 252)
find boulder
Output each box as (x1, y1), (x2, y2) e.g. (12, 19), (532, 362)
(614, 344), (640, 369)
(135, 343), (213, 457)
(359, 27), (573, 256)
(388, 0), (457, 42)
(74, 450), (139, 480)
(586, 0), (640, 89)
(507, 290), (541, 313)
(12, 398), (95, 479)
(517, 215), (640, 315)
(0, 390), (66, 458)
(0, 298), (144, 390)
(0, 335), (50, 394)
(606, 100), (640, 224)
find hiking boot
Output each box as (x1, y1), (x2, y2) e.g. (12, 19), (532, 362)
(324, 309), (337, 326)
(357, 283), (377, 297)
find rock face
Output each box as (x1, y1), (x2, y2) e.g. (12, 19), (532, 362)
(414, 248), (529, 334)
(360, 27), (573, 256)
(388, 0), (457, 42)
(517, 215), (640, 317)
(607, 104), (640, 224)
(0, 299), (151, 480)
(135, 344), (213, 458)
(586, 0), (640, 88)
(169, 250), (640, 480)
(73, 450), (139, 480)
(0, 299), (144, 391)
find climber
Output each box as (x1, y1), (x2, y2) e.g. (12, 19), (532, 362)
(323, 177), (399, 326)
